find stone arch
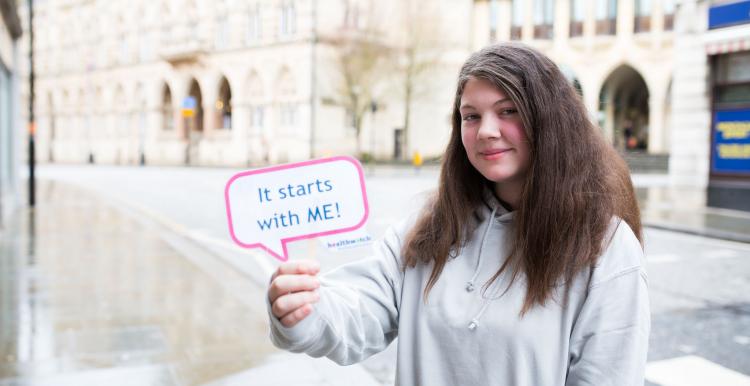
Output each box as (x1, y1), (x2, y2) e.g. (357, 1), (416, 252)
(598, 64), (650, 151)
(216, 75), (232, 129)
(187, 78), (204, 134)
(161, 82), (174, 132)
(558, 64), (584, 99)
(134, 82), (147, 164)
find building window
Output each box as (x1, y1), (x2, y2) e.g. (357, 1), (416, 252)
(596, 0), (617, 35)
(534, 0), (554, 39)
(247, 3), (262, 43)
(663, 0), (675, 31)
(119, 35), (130, 64)
(343, 0), (362, 29)
(570, 0), (584, 37)
(280, 1), (296, 37)
(250, 105), (265, 133)
(215, 15), (230, 50)
(634, 0), (651, 33)
(280, 103), (298, 131)
(489, 0), (499, 42)
(162, 84), (173, 131)
(217, 78), (232, 130)
(345, 107), (356, 131)
(511, 0), (523, 40)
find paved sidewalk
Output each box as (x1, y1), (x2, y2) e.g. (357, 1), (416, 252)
(0, 180), (381, 386)
(633, 174), (750, 243)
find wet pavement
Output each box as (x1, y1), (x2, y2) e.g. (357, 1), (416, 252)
(2, 165), (749, 386)
(0, 180), (276, 385)
(633, 175), (750, 243)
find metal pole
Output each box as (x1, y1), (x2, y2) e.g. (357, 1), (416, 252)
(28, 0), (35, 207)
(309, 0), (317, 159)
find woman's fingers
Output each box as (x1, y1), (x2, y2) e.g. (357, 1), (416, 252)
(280, 303), (314, 328)
(267, 260), (322, 328)
(271, 290), (320, 320)
(268, 273), (320, 303)
(272, 260), (320, 281)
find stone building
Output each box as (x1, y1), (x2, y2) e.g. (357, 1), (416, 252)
(22, 0), (467, 167)
(472, 0), (676, 156)
(0, 0), (22, 227)
(671, 0), (750, 211)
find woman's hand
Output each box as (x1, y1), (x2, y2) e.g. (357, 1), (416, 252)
(268, 260), (321, 328)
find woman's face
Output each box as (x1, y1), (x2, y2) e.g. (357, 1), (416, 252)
(459, 77), (530, 187)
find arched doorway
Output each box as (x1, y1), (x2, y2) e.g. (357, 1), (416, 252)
(559, 64), (584, 98)
(47, 92), (55, 162)
(188, 79), (203, 133)
(186, 78), (203, 165)
(162, 83), (174, 132)
(217, 76), (232, 130)
(113, 85), (126, 164)
(599, 65), (649, 151)
(134, 83), (147, 165)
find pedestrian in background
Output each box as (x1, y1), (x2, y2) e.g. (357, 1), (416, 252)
(266, 43), (650, 386)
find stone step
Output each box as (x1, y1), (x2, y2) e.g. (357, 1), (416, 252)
(622, 152), (670, 173)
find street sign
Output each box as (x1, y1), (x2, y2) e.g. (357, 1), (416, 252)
(712, 109), (750, 175)
(182, 96), (196, 118)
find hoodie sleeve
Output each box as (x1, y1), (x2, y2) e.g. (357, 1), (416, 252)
(565, 222), (651, 386)
(267, 224), (404, 365)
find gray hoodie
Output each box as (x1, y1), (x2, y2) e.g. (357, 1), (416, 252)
(268, 192), (650, 386)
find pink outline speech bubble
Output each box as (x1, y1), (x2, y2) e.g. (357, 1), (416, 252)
(224, 156), (370, 261)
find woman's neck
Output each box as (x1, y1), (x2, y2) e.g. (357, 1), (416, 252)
(494, 181), (523, 210)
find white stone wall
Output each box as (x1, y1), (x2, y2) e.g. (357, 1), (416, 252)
(472, 0), (675, 153)
(19, 0), (684, 167)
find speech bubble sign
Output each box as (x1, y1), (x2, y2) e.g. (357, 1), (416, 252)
(224, 156), (369, 261)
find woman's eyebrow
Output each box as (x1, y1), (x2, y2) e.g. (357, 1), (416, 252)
(460, 98), (512, 111)
(492, 98), (512, 106)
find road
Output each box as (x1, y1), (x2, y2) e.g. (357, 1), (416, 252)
(33, 164), (750, 386)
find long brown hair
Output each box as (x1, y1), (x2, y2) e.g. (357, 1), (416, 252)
(402, 43), (642, 316)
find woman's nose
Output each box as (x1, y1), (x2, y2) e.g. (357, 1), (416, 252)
(477, 115), (502, 139)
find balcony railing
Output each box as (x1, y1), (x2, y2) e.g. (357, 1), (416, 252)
(534, 24), (553, 39)
(570, 21), (584, 37)
(664, 13), (674, 31)
(596, 18), (616, 35)
(634, 15), (651, 33)
(510, 25), (522, 40)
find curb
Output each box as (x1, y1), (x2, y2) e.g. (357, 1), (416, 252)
(644, 221), (750, 244)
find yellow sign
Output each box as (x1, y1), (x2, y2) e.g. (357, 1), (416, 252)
(718, 144), (750, 159)
(181, 109), (195, 118)
(717, 121), (750, 140)
(412, 151), (423, 167)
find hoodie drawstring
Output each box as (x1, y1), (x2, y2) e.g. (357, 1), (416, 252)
(466, 206), (497, 330)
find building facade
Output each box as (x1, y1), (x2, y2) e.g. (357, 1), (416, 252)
(675, 0), (750, 211)
(472, 0), (676, 155)
(0, 0), (22, 228)
(23, 0), (681, 169)
(22, 0), (469, 167)
(17, 0), (750, 211)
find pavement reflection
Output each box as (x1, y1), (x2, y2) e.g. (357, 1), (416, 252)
(0, 181), (275, 386)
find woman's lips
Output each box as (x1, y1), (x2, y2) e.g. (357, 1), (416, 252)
(480, 148), (511, 160)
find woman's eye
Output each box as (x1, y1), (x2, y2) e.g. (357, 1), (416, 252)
(462, 114), (479, 121)
(499, 108), (517, 115)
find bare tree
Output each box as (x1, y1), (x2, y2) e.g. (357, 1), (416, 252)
(327, 1), (393, 158)
(395, 0), (445, 160)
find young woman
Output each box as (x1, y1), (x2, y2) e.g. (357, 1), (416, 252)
(266, 43), (650, 386)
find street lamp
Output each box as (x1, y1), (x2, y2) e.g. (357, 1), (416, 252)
(28, 0), (36, 207)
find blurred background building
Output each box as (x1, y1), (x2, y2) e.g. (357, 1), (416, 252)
(15, 0), (750, 210)
(0, 0), (22, 228)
